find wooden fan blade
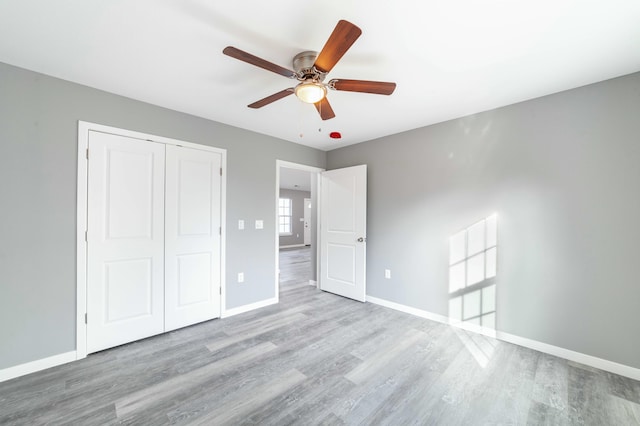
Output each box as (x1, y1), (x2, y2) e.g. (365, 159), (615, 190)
(223, 46), (296, 79)
(248, 88), (294, 108)
(314, 97), (336, 120)
(329, 79), (396, 95)
(313, 20), (362, 74)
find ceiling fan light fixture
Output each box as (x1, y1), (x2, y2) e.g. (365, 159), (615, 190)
(295, 81), (327, 104)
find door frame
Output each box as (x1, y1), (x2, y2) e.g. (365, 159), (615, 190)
(76, 121), (227, 360)
(275, 160), (324, 298)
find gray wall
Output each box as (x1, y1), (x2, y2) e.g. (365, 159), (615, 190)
(327, 72), (640, 369)
(279, 189), (311, 247)
(3, 56), (639, 373)
(0, 62), (325, 370)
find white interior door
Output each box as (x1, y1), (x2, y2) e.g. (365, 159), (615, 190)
(303, 198), (311, 246)
(320, 165), (367, 302)
(87, 131), (165, 353)
(165, 145), (222, 331)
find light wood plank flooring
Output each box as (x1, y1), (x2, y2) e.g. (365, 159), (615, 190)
(1, 246), (639, 425)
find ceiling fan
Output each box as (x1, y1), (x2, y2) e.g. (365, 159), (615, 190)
(223, 20), (396, 120)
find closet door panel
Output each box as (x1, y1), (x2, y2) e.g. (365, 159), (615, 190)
(86, 131), (165, 353)
(165, 145), (222, 331)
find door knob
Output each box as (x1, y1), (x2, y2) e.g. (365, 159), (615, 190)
(357, 237), (366, 242)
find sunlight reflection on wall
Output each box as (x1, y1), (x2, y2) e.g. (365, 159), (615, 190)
(448, 214), (497, 329)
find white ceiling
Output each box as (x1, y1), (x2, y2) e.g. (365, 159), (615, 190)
(1, 1), (639, 151)
(280, 167), (312, 192)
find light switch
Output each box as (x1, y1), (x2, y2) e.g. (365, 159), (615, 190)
(385, 269), (391, 279)
(238, 272), (244, 283)
(238, 220), (244, 230)
(255, 220), (263, 229)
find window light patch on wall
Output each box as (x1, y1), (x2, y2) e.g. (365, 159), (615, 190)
(448, 213), (498, 330)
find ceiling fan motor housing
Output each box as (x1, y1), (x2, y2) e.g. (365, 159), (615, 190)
(293, 51), (326, 82)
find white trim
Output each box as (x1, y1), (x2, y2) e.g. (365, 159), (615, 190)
(280, 244), (306, 249)
(366, 295), (451, 323)
(315, 175), (322, 289)
(76, 121), (227, 359)
(277, 160), (325, 171)
(76, 121), (90, 360)
(221, 297), (278, 318)
(275, 160), (325, 304)
(309, 280), (317, 287)
(366, 295), (640, 381)
(219, 144), (228, 317)
(0, 351), (77, 383)
(495, 330), (640, 381)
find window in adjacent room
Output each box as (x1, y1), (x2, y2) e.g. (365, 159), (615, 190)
(279, 198), (292, 235)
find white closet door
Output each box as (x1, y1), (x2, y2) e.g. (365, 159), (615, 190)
(87, 131), (165, 353)
(164, 145), (222, 331)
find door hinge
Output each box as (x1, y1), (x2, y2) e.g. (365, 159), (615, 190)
(86, 149), (89, 160)
(219, 287), (222, 295)
(84, 313), (87, 324)
(85, 231), (88, 241)
(220, 167), (223, 176)
(219, 226), (222, 235)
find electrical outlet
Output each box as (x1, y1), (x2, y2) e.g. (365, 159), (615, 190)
(238, 272), (244, 283)
(384, 269), (391, 279)
(255, 220), (263, 229)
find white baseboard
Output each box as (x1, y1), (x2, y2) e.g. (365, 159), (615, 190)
(221, 297), (278, 318)
(8, 296), (637, 384)
(3, 296), (280, 382)
(3, 297), (277, 382)
(366, 295), (640, 381)
(367, 295), (450, 323)
(279, 244), (305, 249)
(494, 330), (640, 381)
(309, 280), (317, 287)
(0, 351), (77, 383)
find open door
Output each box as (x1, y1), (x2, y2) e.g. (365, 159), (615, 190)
(320, 165), (367, 302)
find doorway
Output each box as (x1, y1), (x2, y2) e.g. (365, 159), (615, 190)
(275, 161), (368, 302)
(276, 161), (323, 298)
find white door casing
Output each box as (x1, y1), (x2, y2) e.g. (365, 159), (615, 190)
(320, 165), (367, 302)
(165, 145), (222, 331)
(86, 131), (166, 353)
(303, 197), (311, 246)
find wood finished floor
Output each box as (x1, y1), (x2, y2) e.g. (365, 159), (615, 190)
(1, 246), (639, 425)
